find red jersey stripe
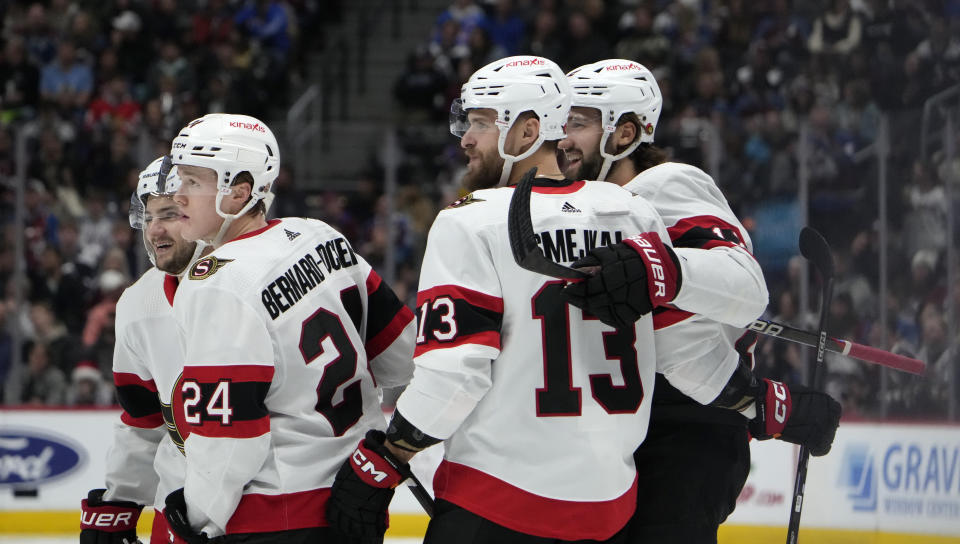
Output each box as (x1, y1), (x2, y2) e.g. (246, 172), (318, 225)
(366, 306), (414, 361)
(225, 488), (332, 533)
(113, 372), (158, 391)
(433, 460), (636, 541)
(189, 417), (269, 439)
(415, 330), (501, 357)
(120, 411), (164, 429)
(182, 365), (275, 383)
(417, 285), (504, 314)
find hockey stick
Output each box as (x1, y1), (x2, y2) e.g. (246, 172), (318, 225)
(786, 227), (835, 544)
(504, 173), (925, 376)
(747, 319), (925, 375)
(404, 470), (435, 518)
(507, 166), (589, 280)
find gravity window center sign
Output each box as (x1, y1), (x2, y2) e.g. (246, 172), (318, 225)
(0, 430), (86, 486)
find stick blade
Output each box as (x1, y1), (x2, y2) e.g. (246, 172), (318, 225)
(507, 167), (588, 280)
(799, 226), (834, 279)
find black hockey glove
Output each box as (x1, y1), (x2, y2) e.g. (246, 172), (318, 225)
(561, 232), (681, 329)
(748, 379), (842, 457)
(80, 489), (143, 544)
(327, 430), (412, 543)
(163, 488), (209, 544)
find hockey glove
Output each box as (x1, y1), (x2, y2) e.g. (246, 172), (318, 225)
(327, 429), (411, 543)
(748, 379), (842, 456)
(561, 232), (680, 329)
(163, 488), (209, 544)
(80, 489), (143, 544)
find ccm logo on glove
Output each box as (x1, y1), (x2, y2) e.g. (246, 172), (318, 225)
(770, 380), (789, 424)
(349, 439), (403, 488)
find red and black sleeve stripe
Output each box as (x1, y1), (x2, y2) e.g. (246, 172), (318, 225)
(667, 215), (748, 251)
(114, 372), (163, 428)
(415, 285), (503, 357)
(179, 365), (273, 439)
(364, 270), (415, 361)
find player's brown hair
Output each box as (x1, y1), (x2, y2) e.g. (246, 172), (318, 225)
(616, 112), (668, 173)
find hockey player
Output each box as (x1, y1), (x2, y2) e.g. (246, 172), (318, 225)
(80, 156), (200, 544)
(162, 113), (415, 543)
(324, 55), (811, 544)
(559, 59), (842, 543)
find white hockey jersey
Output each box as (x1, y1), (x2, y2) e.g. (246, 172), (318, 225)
(170, 218), (415, 537)
(623, 162), (768, 409)
(104, 267), (185, 514)
(396, 178), (729, 540)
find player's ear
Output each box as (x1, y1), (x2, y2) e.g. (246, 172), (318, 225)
(521, 116), (540, 143)
(613, 121), (637, 153)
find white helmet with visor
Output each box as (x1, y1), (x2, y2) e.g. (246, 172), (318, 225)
(450, 55), (572, 186)
(566, 59), (662, 181)
(170, 113), (279, 245)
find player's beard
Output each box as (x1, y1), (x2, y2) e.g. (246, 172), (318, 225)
(155, 240), (198, 275)
(462, 151), (505, 192)
(567, 147), (604, 182)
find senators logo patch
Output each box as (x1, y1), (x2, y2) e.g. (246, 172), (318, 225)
(446, 193), (485, 209)
(189, 256), (234, 280)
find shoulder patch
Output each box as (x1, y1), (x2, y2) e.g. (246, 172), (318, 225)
(189, 256), (234, 280)
(446, 193), (485, 209)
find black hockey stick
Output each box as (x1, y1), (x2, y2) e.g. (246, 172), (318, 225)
(405, 470), (435, 518)
(507, 166), (588, 280)
(505, 174), (922, 375)
(786, 227), (835, 544)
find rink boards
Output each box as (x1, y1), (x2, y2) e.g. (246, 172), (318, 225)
(2, 409), (959, 542)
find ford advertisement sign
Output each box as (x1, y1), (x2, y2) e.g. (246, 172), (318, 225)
(0, 430), (85, 486)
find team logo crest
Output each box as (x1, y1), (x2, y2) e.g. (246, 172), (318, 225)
(189, 256), (234, 280)
(643, 123), (655, 135)
(446, 193), (485, 209)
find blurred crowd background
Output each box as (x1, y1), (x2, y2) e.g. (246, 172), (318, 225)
(1, 0), (958, 422)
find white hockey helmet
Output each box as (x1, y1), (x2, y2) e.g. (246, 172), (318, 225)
(129, 155), (180, 230)
(450, 55), (572, 185)
(170, 113), (279, 220)
(129, 155), (203, 268)
(566, 59), (662, 180)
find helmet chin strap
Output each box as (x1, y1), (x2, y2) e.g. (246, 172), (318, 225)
(497, 128), (545, 187)
(596, 129), (642, 182)
(210, 190), (252, 247)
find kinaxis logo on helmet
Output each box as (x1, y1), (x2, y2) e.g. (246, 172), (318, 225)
(229, 120), (266, 133)
(503, 58), (544, 68)
(0, 431), (85, 486)
(606, 63), (643, 71)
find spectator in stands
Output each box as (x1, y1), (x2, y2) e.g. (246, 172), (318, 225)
(69, 9), (105, 58)
(81, 268), (126, 375)
(486, 0), (525, 56)
(65, 361), (112, 406)
(86, 75), (141, 132)
(108, 9), (151, 86)
(903, 158), (948, 253)
(235, 0), (291, 70)
(19, 3), (59, 66)
(560, 11), (611, 72)
(28, 246), (87, 334)
(28, 299), (80, 376)
(0, 35), (41, 122)
(615, 4), (671, 70)
(808, 0), (864, 76)
(192, 0), (235, 47)
(40, 39), (93, 113)
(394, 46), (450, 123)
(76, 190), (115, 268)
(17, 341), (67, 405)
(522, 8), (563, 62)
(433, 0), (487, 47)
(149, 41), (196, 97)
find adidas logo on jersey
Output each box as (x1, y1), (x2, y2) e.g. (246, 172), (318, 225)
(561, 202), (581, 213)
(285, 229), (301, 241)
